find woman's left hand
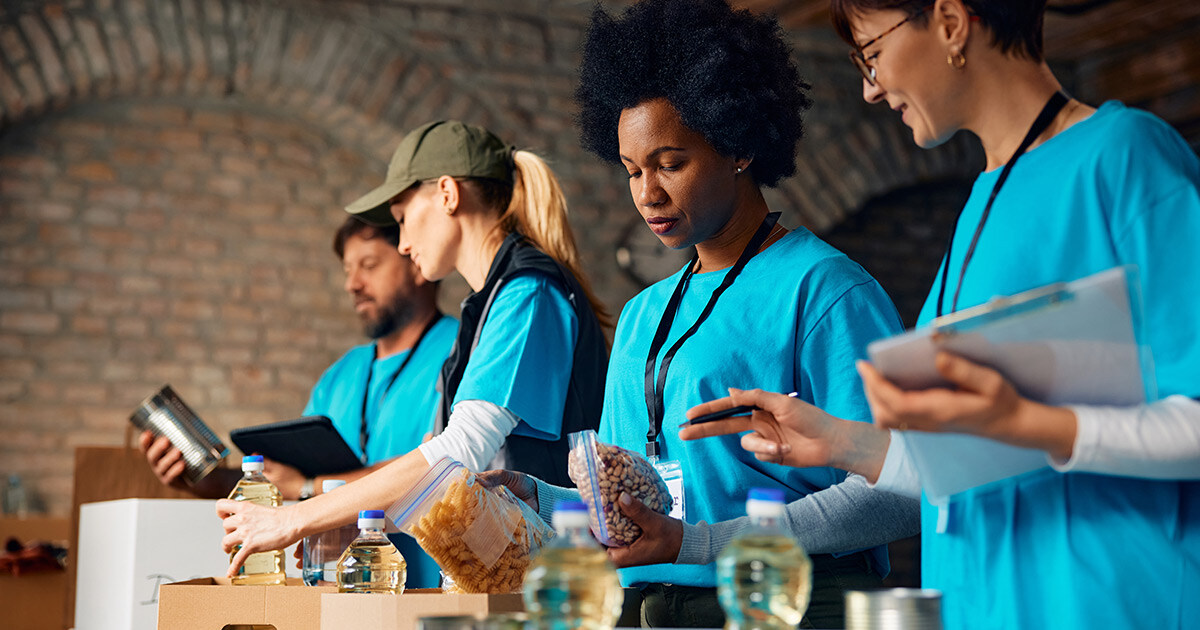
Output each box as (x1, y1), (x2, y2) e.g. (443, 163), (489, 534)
(604, 493), (683, 568)
(857, 352), (1077, 458)
(859, 350), (1040, 436)
(216, 499), (303, 577)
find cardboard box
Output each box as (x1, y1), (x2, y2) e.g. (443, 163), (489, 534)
(320, 589), (524, 630)
(1, 517), (70, 630)
(158, 577), (336, 629)
(73, 498), (301, 630)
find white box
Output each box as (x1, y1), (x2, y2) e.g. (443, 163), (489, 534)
(74, 498), (300, 630)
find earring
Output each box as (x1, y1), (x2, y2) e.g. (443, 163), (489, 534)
(948, 50), (966, 69)
(735, 166), (744, 173)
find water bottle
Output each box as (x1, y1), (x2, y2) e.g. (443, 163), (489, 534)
(336, 509), (406, 594)
(716, 488), (813, 630)
(3, 474), (30, 517)
(302, 480), (359, 586)
(227, 455), (286, 586)
(523, 500), (623, 630)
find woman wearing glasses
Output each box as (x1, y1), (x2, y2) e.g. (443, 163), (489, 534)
(485, 1), (919, 627)
(684, 1), (1200, 628)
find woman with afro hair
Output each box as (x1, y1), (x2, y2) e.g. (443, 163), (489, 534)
(495, 0), (921, 627)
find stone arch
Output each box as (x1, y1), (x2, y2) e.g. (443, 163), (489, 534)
(0, 0), (511, 162)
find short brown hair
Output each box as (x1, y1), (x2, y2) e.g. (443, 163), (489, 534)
(830, 0), (1047, 61)
(332, 216), (400, 260)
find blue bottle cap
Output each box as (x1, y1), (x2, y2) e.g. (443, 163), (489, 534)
(747, 488), (785, 503)
(555, 500), (589, 513)
(242, 455), (264, 464)
(359, 509), (385, 519)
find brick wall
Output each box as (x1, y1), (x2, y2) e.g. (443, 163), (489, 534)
(1, 100), (385, 515)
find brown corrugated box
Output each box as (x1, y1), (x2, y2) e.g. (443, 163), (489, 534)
(1, 517), (70, 630)
(157, 577), (336, 630)
(319, 589), (524, 630)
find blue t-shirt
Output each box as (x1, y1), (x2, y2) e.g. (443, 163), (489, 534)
(452, 273), (578, 440)
(303, 314), (458, 464)
(302, 313), (457, 589)
(916, 102), (1200, 629)
(601, 228), (903, 588)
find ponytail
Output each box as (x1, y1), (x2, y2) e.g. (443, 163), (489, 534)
(487, 150), (614, 334)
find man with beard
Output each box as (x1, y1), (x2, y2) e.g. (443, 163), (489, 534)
(139, 217), (456, 498)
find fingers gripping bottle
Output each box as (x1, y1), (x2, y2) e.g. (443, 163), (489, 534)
(336, 510), (406, 594)
(523, 500), (623, 630)
(228, 455), (287, 586)
(716, 488), (813, 630)
(301, 480), (359, 586)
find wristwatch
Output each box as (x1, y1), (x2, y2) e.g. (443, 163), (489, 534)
(299, 477), (315, 500)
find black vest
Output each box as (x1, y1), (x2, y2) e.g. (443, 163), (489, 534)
(436, 233), (607, 487)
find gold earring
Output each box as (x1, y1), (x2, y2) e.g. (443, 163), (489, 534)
(948, 51), (966, 69)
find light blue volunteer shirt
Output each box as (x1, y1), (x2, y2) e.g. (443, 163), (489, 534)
(303, 314), (457, 464)
(302, 313), (457, 588)
(916, 101), (1200, 629)
(451, 273), (578, 442)
(602, 228), (903, 588)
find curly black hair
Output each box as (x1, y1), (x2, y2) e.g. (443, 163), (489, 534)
(575, 0), (812, 188)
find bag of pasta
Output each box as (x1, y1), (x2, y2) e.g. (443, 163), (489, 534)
(566, 430), (673, 547)
(387, 456), (553, 593)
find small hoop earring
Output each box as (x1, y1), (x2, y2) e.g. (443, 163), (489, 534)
(948, 51), (966, 69)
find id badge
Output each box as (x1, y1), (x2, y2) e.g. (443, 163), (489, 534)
(652, 458), (686, 520)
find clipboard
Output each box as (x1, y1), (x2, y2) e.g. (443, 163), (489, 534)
(229, 415), (364, 478)
(866, 265), (1154, 502)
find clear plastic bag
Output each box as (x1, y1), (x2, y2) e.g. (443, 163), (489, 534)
(387, 457), (553, 593)
(566, 430), (673, 546)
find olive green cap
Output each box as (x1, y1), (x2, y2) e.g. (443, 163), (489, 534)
(345, 120), (515, 225)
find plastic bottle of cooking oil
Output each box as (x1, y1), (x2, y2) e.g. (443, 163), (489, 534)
(716, 488), (813, 630)
(523, 500), (623, 630)
(336, 510), (406, 594)
(227, 455), (286, 586)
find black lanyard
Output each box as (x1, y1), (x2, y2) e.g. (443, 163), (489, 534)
(359, 312), (441, 461)
(936, 91), (1070, 317)
(643, 212), (781, 457)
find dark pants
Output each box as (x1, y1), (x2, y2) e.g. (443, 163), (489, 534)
(638, 552), (882, 629)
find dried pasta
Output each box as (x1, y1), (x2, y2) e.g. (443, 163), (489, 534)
(408, 468), (551, 594)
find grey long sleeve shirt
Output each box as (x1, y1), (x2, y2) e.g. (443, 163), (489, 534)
(534, 472), (919, 574)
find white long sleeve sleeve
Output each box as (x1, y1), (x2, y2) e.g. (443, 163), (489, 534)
(1054, 395), (1200, 479)
(417, 399), (520, 472)
(870, 432), (922, 498)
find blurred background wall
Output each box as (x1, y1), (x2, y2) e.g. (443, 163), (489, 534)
(1, 0), (1197, 570)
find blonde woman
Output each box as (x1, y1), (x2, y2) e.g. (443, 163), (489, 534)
(218, 121), (610, 575)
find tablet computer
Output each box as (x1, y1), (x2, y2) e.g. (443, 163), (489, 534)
(229, 415), (363, 478)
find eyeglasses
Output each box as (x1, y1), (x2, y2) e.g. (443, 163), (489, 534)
(849, 5), (932, 86)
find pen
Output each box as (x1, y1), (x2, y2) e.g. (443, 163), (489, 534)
(679, 391), (799, 427)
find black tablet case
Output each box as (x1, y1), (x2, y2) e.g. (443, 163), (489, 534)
(229, 415), (363, 478)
